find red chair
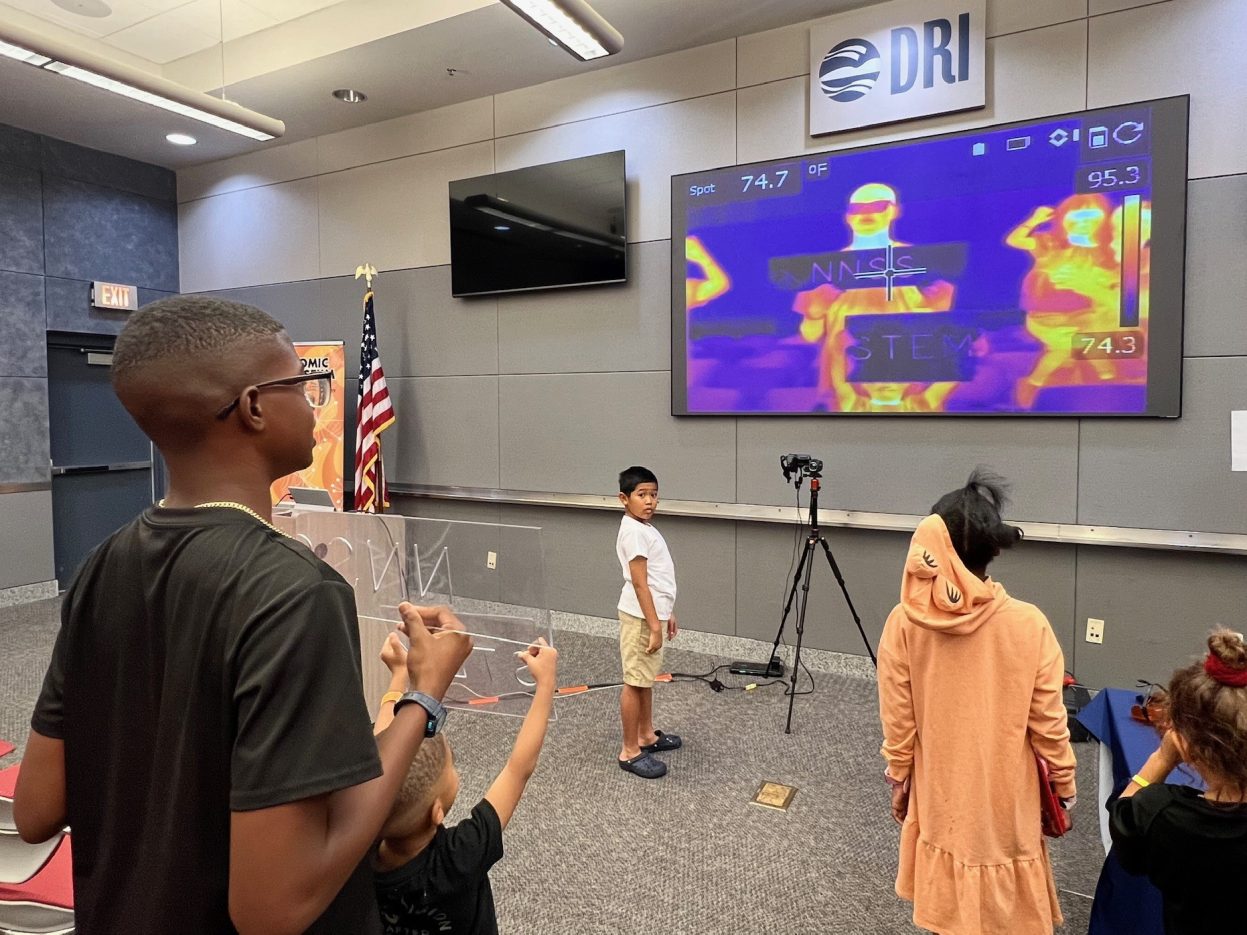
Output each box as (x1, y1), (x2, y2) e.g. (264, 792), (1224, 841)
(0, 835), (73, 934)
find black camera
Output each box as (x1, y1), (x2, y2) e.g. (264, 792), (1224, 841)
(780, 453), (823, 483)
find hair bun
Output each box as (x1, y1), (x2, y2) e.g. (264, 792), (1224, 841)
(1208, 629), (1247, 670)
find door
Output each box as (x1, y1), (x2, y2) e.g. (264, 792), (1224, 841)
(47, 334), (154, 585)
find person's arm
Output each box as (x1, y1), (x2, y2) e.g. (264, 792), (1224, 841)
(876, 609), (915, 823)
(1026, 622), (1077, 800)
(484, 640), (558, 829)
(228, 603), (471, 935)
(14, 595), (73, 843)
(373, 632), (410, 736)
(1118, 730), (1183, 800)
(628, 556), (663, 654)
(13, 732), (65, 843)
(1006, 206), (1055, 252)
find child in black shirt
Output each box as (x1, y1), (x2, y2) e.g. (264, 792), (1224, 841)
(371, 634), (558, 935)
(1109, 629), (1247, 935)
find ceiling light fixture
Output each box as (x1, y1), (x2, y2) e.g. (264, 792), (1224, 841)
(332, 88), (367, 103)
(166, 133), (197, 145)
(0, 20), (284, 141)
(499, 0), (623, 61)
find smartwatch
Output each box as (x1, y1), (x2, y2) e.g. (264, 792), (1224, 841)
(392, 691), (448, 737)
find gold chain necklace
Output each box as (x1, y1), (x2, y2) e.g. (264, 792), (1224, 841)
(157, 499), (288, 538)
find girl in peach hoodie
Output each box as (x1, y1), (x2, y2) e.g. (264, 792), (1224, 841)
(878, 470), (1076, 935)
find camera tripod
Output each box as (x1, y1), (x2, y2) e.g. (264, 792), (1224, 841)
(770, 474), (876, 733)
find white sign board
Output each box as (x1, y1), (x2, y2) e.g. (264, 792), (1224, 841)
(809, 0), (986, 136)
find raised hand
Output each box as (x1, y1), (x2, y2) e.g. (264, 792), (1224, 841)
(398, 603), (472, 700)
(517, 637), (559, 688)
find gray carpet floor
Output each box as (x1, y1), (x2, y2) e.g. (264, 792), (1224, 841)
(0, 598), (1103, 934)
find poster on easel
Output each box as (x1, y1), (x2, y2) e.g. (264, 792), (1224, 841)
(271, 341), (346, 510)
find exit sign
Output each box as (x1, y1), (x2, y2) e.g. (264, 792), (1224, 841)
(91, 281), (138, 311)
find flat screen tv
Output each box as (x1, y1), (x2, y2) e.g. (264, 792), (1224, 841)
(450, 151), (627, 297)
(671, 97), (1188, 416)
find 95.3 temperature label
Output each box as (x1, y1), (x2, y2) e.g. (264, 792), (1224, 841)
(1071, 330), (1146, 359)
(1075, 158), (1149, 194)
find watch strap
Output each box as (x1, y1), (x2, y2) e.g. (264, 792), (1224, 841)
(393, 690), (447, 736)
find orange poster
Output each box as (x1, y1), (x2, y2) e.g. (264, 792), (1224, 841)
(271, 342), (347, 510)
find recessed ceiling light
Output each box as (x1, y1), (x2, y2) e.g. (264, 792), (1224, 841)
(166, 132), (197, 146)
(51, 0), (111, 18)
(493, 225), (511, 231)
(332, 88), (367, 103)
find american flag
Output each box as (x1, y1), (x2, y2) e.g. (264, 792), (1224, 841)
(353, 289), (395, 512)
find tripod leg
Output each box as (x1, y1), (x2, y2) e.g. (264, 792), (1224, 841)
(786, 536), (818, 734)
(817, 536), (877, 667)
(770, 535), (814, 665)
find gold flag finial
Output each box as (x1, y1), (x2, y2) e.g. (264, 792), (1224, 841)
(354, 263), (378, 288)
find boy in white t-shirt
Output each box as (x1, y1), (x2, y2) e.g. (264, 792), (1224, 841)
(615, 466), (682, 779)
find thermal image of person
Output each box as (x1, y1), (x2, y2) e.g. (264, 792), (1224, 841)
(1008, 193), (1120, 408)
(685, 235), (731, 311)
(792, 183), (956, 412)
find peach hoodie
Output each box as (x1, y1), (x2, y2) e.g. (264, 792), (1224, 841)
(878, 514), (1076, 935)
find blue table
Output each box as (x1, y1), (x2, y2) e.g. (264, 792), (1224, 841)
(1075, 688), (1204, 935)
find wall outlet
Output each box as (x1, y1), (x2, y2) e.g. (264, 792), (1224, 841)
(487, 551), (497, 570)
(1085, 618), (1105, 644)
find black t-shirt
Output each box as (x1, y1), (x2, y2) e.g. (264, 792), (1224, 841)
(374, 799), (504, 935)
(1109, 783), (1247, 934)
(32, 506), (384, 935)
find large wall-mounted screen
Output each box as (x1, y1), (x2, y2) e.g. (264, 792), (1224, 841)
(671, 97), (1188, 416)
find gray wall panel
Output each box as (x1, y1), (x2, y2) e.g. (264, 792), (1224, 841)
(1073, 545), (1247, 689)
(0, 164), (43, 276)
(43, 177), (179, 292)
(0, 271), (46, 377)
(498, 371), (736, 501)
(735, 418), (1081, 521)
(0, 377), (50, 484)
(0, 490), (54, 588)
(323, 268), (499, 379)
(208, 279), (344, 344)
(40, 136), (176, 203)
(736, 522), (901, 655)
(986, 540), (1079, 669)
(383, 376), (500, 489)
(392, 495), (502, 526)
(1079, 357), (1247, 534)
(0, 125), (39, 170)
(1183, 174), (1247, 358)
(497, 242), (669, 374)
(499, 503), (628, 619)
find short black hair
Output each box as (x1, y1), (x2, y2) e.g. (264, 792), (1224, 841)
(931, 468), (1023, 571)
(112, 295), (285, 383)
(619, 466), (658, 495)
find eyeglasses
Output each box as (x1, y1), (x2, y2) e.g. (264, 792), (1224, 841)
(216, 370), (334, 420)
(1131, 680), (1170, 730)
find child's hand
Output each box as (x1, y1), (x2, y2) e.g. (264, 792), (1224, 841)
(380, 632), (408, 674)
(646, 628), (663, 655)
(1159, 729), (1184, 765)
(518, 637), (559, 688)
(667, 613), (678, 641)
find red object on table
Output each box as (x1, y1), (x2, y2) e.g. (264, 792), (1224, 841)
(0, 764), (18, 799)
(0, 740), (13, 759)
(0, 835), (74, 909)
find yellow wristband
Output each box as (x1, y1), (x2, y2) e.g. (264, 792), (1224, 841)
(1131, 774), (1151, 788)
(381, 691), (403, 706)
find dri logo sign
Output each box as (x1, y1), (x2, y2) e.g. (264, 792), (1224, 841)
(810, 0), (985, 135)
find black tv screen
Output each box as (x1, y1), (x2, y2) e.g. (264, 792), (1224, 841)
(672, 97), (1188, 416)
(450, 151), (627, 297)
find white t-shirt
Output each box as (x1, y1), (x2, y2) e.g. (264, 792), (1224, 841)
(616, 513), (677, 620)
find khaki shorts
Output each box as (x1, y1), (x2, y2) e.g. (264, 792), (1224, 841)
(619, 610), (665, 688)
